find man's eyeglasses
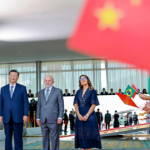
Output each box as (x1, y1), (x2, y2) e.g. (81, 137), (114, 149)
(80, 77), (87, 81)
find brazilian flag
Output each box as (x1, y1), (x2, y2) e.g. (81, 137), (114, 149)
(124, 85), (136, 98)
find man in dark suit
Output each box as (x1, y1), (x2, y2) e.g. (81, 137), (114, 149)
(118, 89), (124, 94)
(69, 111), (75, 131)
(95, 109), (103, 130)
(63, 89), (70, 96)
(28, 89), (34, 97)
(29, 99), (36, 127)
(71, 90), (76, 96)
(105, 110), (111, 130)
(109, 88), (116, 95)
(0, 69), (29, 150)
(133, 112), (138, 125)
(100, 88), (108, 95)
(63, 109), (68, 132)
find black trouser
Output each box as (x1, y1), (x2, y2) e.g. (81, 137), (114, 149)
(70, 121), (74, 130)
(106, 122), (110, 130)
(64, 124), (67, 132)
(98, 122), (102, 130)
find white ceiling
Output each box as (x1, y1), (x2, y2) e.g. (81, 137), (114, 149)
(0, 0), (91, 63)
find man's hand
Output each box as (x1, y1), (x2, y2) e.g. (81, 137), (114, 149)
(0, 117), (3, 123)
(57, 118), (62, 124)
(83, 115), (89, 121)
(36, 120), (41, 126)
(143, 103), (150, 113)
(23, 116), (28, 126)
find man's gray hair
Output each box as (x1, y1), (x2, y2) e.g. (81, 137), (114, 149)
(44, 75), (54, 81)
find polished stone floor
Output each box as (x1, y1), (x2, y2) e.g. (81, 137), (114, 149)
(0, 127), (150, 150)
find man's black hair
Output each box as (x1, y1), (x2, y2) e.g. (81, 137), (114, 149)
(9, 69), (19, 76)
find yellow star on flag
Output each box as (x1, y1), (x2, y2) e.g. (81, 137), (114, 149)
(94, 2), (124, 31)
(130, 0), (142, 6)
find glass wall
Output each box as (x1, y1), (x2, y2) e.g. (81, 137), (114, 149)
(41, 60), (148, 94)
(0, 60), (148, 95)
(0, 62), (36, 96)
(41, 60), (104, 94)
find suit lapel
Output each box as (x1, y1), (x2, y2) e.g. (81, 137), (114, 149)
(46, 87), (55, 104)
(6, 84), (11, 100)
(12, 83), (19, 99)
(42, 89), (46, 102)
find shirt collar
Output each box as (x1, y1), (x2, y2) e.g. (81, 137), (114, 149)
(45, 85), (53, 91)
(10, 83), (16, 88)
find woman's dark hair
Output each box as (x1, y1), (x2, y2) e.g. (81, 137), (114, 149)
(142, 89), (147, 94)
(9, 69), (19, 76)
(79, 75), (94, 89)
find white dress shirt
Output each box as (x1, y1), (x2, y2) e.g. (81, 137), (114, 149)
(9, 84), (16, 93)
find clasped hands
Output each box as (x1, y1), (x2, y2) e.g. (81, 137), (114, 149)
(78, 114), (89, 121)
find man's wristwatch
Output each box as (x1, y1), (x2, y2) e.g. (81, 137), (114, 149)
(86, 114), (89, 117)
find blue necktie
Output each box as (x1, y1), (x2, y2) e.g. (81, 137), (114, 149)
(11, 86), (14, 98)
(46, 89), (50, 102)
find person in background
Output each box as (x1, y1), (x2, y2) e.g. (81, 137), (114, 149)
(63, 89), (70, 96)
(136, 89), (141, 94)
(109, 88), (115, 95)
(36, 93), (38, 97)
(29, 99), (36, 127)
(71, 90), (76, 96)
(63, 109), (68, 132)
(105, 110), (111, 130)
(96, 109), (103, 130)
(100, 88), (108, 95)
(96, 90), (100, 95)
(142, 89), (147, 94)
(113, 110), (119, 128)
(129, 112), (133, 125)
(118, 89), (123, 94)
(28, 89), (34, 97)
(70, 111), (75, 131)
(133, 112), (138, 125)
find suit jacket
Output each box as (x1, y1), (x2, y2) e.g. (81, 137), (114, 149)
(28, 93), (34, 97)
(36, 86), (64, 124)
(133, 114), (138, 122)
(109, 93), (116, 95)
(100, 92), (108, 95)
(0, 83), (29, 123)
(63, 93), (70, 96)
(96, 112), (103, 123)
(63, 112), (68, 122)
(105, 113), (111, 123)
(69, 114), (74, 122)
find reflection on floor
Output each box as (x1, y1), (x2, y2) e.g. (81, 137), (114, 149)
(0, 128), (150, 150)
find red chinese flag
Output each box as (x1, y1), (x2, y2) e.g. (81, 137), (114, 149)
(67, 0), (150, 72)
(116, 93), (138, 108)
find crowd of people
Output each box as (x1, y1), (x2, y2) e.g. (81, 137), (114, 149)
(62, 88), (148, 96)
(94, 110), (139, 130)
